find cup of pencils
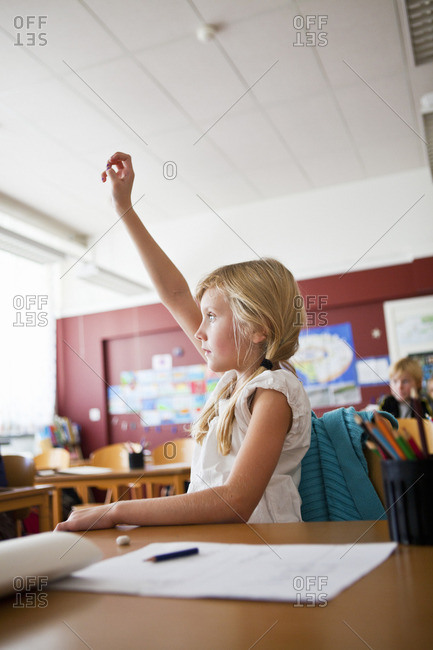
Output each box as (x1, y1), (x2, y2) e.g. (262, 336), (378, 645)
(125, 442), (145, 470)
(360, 409), (433, 545)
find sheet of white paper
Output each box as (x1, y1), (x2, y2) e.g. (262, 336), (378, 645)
(52, 541), (396, 602)
(57, 466), (112, 474)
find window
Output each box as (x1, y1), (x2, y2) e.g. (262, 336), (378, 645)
(0, 250), (57, 439)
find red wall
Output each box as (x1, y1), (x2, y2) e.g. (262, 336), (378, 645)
(57, 256), (433, 456)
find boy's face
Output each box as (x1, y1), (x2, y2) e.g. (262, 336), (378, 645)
(390, 371), (417, 403)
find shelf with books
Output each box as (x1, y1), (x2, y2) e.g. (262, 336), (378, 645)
(36, 417), (83, 461)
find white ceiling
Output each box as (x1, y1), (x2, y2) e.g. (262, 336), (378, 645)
(0, 0), (432, 271)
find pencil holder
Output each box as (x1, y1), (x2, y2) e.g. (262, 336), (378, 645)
(128, 451), (144, 470)
(381, 458), (433, 545)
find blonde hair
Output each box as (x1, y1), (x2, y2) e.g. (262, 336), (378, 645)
(191, 258), (305, 455)
(390, 357), (423, 391)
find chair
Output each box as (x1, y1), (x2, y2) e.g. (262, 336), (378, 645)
(2, 455), (35, 536)
(299, 408), (388, 522)
(397, 418), (433, 454)
(90, 443), (129, 471)
(73, 444), (134, 509)
(148, 438), (194, 497)
(152, 438), (195, 465)
(3, 455), (35, 487)
(363, 445), (386, 506)
(34, 448), (70, 471)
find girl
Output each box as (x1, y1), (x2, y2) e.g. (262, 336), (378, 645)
(56, 152), (310, 532)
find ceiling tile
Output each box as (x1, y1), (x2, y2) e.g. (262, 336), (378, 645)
(135, 35), (256, 123)
(335, 75), (420, 147)
(85, 0), (196, 51)
(203, 109), (297, 170)
(217, 7), (329, 104)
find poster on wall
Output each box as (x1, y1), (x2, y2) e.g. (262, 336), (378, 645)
(355, 356), (390, 386)
(384, 295), (433, 361)
(384, 296), (433, 395)
(408, 352), (433, 393)
(292, 322), (362, 408)
(107, 363), (219, 426)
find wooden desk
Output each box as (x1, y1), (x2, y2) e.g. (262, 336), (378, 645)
(0, 521), (432, 649)
(0, 485), (53, 532)
(34, 464), (191, 527)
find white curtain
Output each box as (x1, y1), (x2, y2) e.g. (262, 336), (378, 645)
(0, 250), (57, 437)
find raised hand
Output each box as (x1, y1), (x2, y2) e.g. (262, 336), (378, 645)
(102, 151), (135, 215)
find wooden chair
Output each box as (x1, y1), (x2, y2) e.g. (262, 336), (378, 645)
(147, 438), (194, 497)
(74, 444), (134, 508)
(2, 455), (35, 535)
(152, 438), (195, 465)
(34, 448), (70, 471)
(397, 418), (433, 455)
(363, 446), (386, 506)
(90, 443), (129, 471)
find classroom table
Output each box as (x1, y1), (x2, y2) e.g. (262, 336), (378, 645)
(0, 520), (432, 649)
(34, 463), (191, 527)
(0, 485), (53, 532)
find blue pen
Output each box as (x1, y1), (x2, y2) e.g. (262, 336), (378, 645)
(145, 547), (199, 563)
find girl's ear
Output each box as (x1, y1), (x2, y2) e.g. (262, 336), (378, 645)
(251, 329), (267, 344)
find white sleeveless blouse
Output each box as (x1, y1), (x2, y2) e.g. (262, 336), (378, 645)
(187, 369), (311, 523)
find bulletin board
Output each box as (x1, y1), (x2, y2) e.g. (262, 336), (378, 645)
(108, 362), (218, 426)
(104, 328), (218, 446)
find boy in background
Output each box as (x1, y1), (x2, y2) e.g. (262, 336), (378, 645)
(379, 357), (432, 418)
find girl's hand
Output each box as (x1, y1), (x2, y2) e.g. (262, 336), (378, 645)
(101, 151), (135, 215)
(54, 502), (118, 532)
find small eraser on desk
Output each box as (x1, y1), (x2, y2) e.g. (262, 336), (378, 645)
(116, 535), (130, 546)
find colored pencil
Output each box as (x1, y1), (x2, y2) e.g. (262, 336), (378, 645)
(399, 426), (424, 459)
(357, 417), (400, 459)
(366, 439), (385, 458)
(373, 413), (406, 459)
(392, 431), (416, 460)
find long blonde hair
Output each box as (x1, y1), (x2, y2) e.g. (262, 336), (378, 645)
(191, 258), (305, 455)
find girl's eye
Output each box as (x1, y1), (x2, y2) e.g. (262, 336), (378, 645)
(208, 313), (216, 322)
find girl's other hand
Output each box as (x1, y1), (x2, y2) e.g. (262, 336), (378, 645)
(101, 151), (135, 215)
(54, 502), (117, 532)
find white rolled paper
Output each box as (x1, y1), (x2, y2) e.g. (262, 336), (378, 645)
(0, 531), (102, 597)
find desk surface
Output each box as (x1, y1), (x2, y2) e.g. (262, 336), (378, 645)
(0, 485), (53, 532)
(34, 463), (190, 483)
(0, 521), (432, 649)
(0, 485), (52, 501)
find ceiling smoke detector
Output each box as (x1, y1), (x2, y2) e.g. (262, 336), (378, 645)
(196, 24), (217, 43)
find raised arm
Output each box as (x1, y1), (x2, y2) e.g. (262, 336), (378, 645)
(103, 152), (203, 354)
